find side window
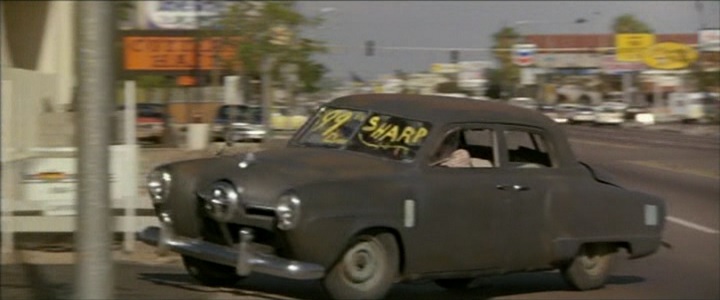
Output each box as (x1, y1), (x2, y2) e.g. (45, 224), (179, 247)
(430, 127), (496, 168)
(462, 128), (496, 167)
(504, 130), (552, 168)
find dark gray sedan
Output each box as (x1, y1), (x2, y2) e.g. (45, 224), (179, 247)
(139, 94), (666, 300)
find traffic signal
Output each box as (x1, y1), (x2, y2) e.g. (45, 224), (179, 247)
(365, 40), (375, 56)
(450, 50), (459, 64)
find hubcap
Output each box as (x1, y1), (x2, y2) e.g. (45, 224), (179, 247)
(343, 241), (379, 283)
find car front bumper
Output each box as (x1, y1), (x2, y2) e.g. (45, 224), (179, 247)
(137, 225), (325, 280)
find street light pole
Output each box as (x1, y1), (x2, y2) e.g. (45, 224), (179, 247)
(75, 1), (114, 299)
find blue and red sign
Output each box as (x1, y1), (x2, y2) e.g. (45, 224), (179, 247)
(513, 44), (537, 66)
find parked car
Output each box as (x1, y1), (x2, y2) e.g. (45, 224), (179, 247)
(507, 97), (539, 110)
(138, 94), (666, 300)
(117, 103), (166, 144)
(624, 104), (651, 121)
(539, 104), (568, 123)
(594, 102), (627, 126)
(211, 104), (267, 143)
(559, 104), (596, 124)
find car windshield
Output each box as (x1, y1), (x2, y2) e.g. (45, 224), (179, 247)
(218, 105), (262, 123)
(294, 106), (432, 161)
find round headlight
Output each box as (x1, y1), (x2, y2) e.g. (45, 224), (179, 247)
(147, 169), (171, 204)
(203, 181), (241, 222)
(276, 193), (301, 230)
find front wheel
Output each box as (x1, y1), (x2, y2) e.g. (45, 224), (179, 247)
(560, 243), (616, 290)
(182, 255), (244, 287)
(323, 233), (399, 300)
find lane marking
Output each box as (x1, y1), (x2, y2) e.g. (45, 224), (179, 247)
(667, 216), (719, 234)
(625, 160), (720, 179)
(569, 138), (639, 149)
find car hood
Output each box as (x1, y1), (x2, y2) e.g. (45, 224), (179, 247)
(201, 147), (404, 207)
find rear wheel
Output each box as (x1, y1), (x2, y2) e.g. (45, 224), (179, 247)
(182, 255), (244, 287)
(323, 233), (399, 300)
(560, 243), (616, 290)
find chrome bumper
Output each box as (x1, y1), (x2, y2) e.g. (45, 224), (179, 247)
(137, 225), (325, 280)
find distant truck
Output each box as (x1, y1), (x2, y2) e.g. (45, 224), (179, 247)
(668, 92), (720, 123)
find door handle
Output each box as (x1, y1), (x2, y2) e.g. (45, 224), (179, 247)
(496, 184), (529, 191)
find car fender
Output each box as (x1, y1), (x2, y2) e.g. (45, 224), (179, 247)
(284, 179), (409, 269)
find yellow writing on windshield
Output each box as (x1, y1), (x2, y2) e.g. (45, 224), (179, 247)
(308, 109), (366, 144)
(357, 134), (411, 156)
(361, 116), (428, 145)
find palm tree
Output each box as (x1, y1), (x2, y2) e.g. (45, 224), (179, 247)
(612, 14), (653, 33)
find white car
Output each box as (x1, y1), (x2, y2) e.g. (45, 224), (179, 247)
(507, 97), (539, 110)
(594, 104), (626, 126)
(558, 104), (595, 124)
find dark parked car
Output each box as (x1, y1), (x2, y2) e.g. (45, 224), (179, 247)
(211, 104), (267, 143)
(139, 94), (666, 299)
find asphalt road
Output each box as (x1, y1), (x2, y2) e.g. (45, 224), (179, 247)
(2, 124), (718, 300)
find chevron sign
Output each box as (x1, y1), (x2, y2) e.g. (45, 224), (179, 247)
(513, 44), (537, 66)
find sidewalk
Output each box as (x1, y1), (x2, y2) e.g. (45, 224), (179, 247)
(1, 240), (181, 266)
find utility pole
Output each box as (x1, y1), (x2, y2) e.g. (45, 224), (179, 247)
(75, 1), (114, 299)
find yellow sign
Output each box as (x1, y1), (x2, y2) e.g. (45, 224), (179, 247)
(615, 34), (655, 62)
(642, 42), (698, 70)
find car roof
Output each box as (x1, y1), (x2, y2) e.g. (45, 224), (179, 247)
(328, 93), (556, 128)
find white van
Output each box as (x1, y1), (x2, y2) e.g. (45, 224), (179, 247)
(668, 92), (720, 123)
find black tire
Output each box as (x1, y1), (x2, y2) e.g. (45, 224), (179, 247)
(182, 255), (244, 287)
(323, 233), (399, 300)
(434, 278), (475, 290)
(560, 243), (616, 290)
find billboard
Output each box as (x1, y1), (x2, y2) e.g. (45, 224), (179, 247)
(139, 1), (243, 30)
(615, 34), (655, 62)
(123, 36), (237, 71)
(642, 42), (698, 70)
(698, 29), (720, 52)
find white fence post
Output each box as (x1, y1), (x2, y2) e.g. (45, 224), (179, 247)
(1, 80), (15, 254)
(122, 81), (138, 253)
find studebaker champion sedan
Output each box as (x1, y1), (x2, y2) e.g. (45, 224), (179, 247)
(138, 94), (667, 300)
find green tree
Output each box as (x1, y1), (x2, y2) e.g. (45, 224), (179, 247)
(612, 14), (654, 33)
(490, 26), (521, 99)
(217, 1), (328, 98)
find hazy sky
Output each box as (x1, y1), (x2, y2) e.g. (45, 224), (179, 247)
(294, 1), (720, 81)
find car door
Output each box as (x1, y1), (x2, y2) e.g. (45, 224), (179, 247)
(493, 124), (566, 270)
(408, 124), (513, 273)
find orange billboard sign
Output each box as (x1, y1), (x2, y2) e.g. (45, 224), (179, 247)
(123, 36), (238, 71)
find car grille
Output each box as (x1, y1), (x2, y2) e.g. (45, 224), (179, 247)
(246, 206), (276, 217)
